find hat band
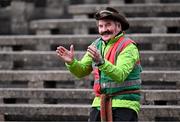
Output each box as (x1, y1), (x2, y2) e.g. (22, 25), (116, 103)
(99, 10), (114, 14)
(95, 10), (117, 20)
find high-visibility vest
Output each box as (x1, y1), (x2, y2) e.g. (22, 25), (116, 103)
(93, 36), (142, 98)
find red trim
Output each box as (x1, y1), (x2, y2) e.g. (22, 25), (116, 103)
(120, 39), (134, 52)
(93, 83), (101, 96)
(105, 37), (124, 64)
(93, 68), (100, 80)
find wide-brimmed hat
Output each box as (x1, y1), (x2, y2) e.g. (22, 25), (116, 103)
(95, 7), (129, 30)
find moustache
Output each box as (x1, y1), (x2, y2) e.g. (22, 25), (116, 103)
(100, 31), (113, 36)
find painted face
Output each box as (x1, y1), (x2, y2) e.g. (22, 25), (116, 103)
(97, 19), (121, 42)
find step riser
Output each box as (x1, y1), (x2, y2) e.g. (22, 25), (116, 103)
(0, 89), (179, 105)
(30, 18), (180, 34)
(69, 4), (180, 18)
(0, 71), (180, 89)
(0, 52), (180, 70)
(0, 105), (179, 121)
(0, 34), (179, 51)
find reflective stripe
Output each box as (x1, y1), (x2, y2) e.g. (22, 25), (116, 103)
(100, 79), (141, 89)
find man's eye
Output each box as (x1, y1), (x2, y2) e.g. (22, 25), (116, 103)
(107, 23), (111, 26)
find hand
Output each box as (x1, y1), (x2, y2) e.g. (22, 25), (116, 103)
(87, 45), (104, 66)
(56, 45), (74, 64)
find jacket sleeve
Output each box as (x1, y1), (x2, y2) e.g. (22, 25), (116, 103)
(65, 52), (93, 78)
(98, 44), (140, 83)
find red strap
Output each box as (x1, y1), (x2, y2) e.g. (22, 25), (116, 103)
(93, 68), (101, 96)
(105, 45), (113, 62)
(93, 68), (100, 80)
(93, 83), (101, 96)
(100, 94), (112, 122)
(120, 39), (134, 52)
(106, 37), (136, 64)
(105, 37), (124, 64)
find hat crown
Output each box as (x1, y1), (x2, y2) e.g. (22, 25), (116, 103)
(105, 7), (119, 14)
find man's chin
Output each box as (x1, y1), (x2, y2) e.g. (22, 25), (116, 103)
(102, 35), (111, 41)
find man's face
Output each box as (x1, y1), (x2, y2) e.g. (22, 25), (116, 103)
(97, 19), (121, 42)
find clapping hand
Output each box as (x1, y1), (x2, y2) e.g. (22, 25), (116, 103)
(87, 45), (104, 66)
(56, 45), (74, 64)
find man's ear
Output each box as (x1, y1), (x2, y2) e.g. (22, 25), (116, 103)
(118, 22), (121, 28)
(116, 22), (122, 30)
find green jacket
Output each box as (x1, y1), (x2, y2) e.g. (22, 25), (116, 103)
(66, 33), (142, 113)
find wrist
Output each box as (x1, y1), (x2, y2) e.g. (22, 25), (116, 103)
(95, 59), (105, 66)
(66, 58), (74, 65)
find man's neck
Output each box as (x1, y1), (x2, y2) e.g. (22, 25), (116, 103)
(110, 31), (123, 40)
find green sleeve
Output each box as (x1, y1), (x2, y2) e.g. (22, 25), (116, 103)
(65, 52), (93, 78)
(99, 44), (140, 83)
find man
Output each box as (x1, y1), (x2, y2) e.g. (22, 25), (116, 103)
(56, 7), (142, 122)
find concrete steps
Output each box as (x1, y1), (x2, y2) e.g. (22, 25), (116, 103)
(1, 0), (180, 121)
(0, 34), (179, 51)
(0, 70), (179, 89)
(0, 104), (179, 121)
(0, 88), (179, 105)
(0, 51), (180, 70)
(69, 3), (180, 18)
(30, 17), (180, 34)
